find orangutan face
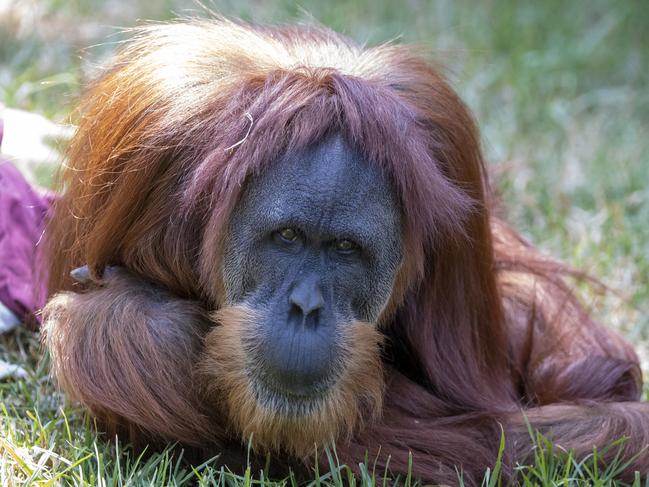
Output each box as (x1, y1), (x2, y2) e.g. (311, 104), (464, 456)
(200, 134), (402, 453)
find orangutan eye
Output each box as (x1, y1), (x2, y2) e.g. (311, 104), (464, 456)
(335, 239), (358, 254)
(277, 228), (298, 243)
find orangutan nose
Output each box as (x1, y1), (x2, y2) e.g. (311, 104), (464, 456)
(289, 276), (325, 318)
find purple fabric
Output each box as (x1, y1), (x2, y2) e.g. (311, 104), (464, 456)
(0, 122), (52, 325)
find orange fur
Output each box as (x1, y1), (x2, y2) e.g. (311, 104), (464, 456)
(43, 270), (216, 446)
(41, 18), (649, 485)
(198, 306), (384, 457)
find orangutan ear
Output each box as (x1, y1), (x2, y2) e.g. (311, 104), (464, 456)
(42, 267), (219, 446)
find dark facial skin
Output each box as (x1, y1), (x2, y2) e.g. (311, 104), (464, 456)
(222, 134), (403, 410)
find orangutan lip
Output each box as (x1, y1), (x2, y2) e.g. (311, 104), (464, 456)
(244, 338), (341, 402)
(256, 373), (334, 400)
(250, 370), (338, 414)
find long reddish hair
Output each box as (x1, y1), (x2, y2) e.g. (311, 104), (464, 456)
(45, 19), (648, 484)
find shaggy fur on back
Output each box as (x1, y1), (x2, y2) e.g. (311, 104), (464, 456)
(43, 18), (648, 485)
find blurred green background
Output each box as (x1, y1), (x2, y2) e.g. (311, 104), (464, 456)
(1, 1), (649, 483)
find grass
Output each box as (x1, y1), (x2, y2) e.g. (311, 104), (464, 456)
(1, 0), (648, 484)
(2, 332), (649, 486)
(2, 328), (649, 486)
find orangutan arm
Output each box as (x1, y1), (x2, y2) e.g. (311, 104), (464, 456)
(493, 219), (642, 405)
(42, 268), (218, 447)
